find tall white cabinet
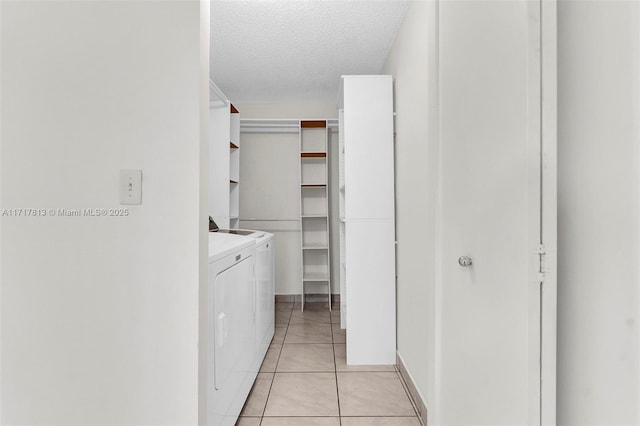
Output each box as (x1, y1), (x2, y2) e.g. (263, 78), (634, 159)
(339, 75), (396, 365)
(209, 81), (240, 229)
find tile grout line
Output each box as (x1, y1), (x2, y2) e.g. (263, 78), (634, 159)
(259, 307), (291, 423)
(331, 311), (343, 426)
(394, 365), (421, 420)
(259, 309), (420, 426)
(265, 305), (356, 424)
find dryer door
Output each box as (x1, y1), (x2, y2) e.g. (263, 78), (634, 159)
(211, 256), (254, 391)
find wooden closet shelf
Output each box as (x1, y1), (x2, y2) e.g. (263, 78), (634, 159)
(301, 120), (327, 128)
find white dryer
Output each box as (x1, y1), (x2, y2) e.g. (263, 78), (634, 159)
(250, 231), (275, 366)
(208, 232), (256, 426)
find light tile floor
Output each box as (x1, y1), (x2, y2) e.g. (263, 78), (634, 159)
(236, 302), (422, 426)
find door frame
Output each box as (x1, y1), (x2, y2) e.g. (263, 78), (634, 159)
(432, 0), (557, 424)
(540, 0), (557, 424)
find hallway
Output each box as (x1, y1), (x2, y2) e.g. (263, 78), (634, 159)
(236, 302), (421, 426)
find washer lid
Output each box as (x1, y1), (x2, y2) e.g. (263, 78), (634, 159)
(209, 232), (254, 262)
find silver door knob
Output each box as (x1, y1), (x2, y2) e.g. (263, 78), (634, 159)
(458, 256), (473, 267)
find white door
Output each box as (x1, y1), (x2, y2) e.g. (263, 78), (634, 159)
(436, 1), (555, 425)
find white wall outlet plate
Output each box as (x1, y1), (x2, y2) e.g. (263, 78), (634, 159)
(120, 170), (142, 205)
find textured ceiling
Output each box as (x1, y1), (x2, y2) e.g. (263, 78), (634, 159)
(210, 0), (410, 103)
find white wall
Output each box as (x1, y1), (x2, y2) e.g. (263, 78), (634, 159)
(1, 1), (208, 424)
(237, 103), (339, 296)
(386, 2), (640, 424)
(382, 0), (436, 415)
(558, 1), (640, 424)
(239, 131), (302, 295)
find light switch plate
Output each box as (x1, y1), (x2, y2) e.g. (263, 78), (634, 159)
(120, 170), (142, 205)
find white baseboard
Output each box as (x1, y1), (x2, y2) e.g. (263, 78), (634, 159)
(396, 352), (428, 426)
(275, 294), (340, 304)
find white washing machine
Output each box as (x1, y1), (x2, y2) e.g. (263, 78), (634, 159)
(208, 232), (256, 426)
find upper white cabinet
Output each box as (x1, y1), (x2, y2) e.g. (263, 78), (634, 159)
(209, 81), (240, 229)
(339, 75), (396, 365)
(341, 77), (395, 220)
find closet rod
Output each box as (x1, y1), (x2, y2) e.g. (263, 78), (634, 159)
(240, 118), (338, 134)
(240, 218), (300, 222)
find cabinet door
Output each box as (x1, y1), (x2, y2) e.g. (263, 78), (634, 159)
(343, 76), (394, 219)
(344, 220), (396, 365)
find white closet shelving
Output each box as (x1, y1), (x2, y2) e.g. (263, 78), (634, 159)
(209, 80), (240, 230)
(300, 120), (331, 311)
(229, 104), (240, 229)
(209, 82), (230, 228)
